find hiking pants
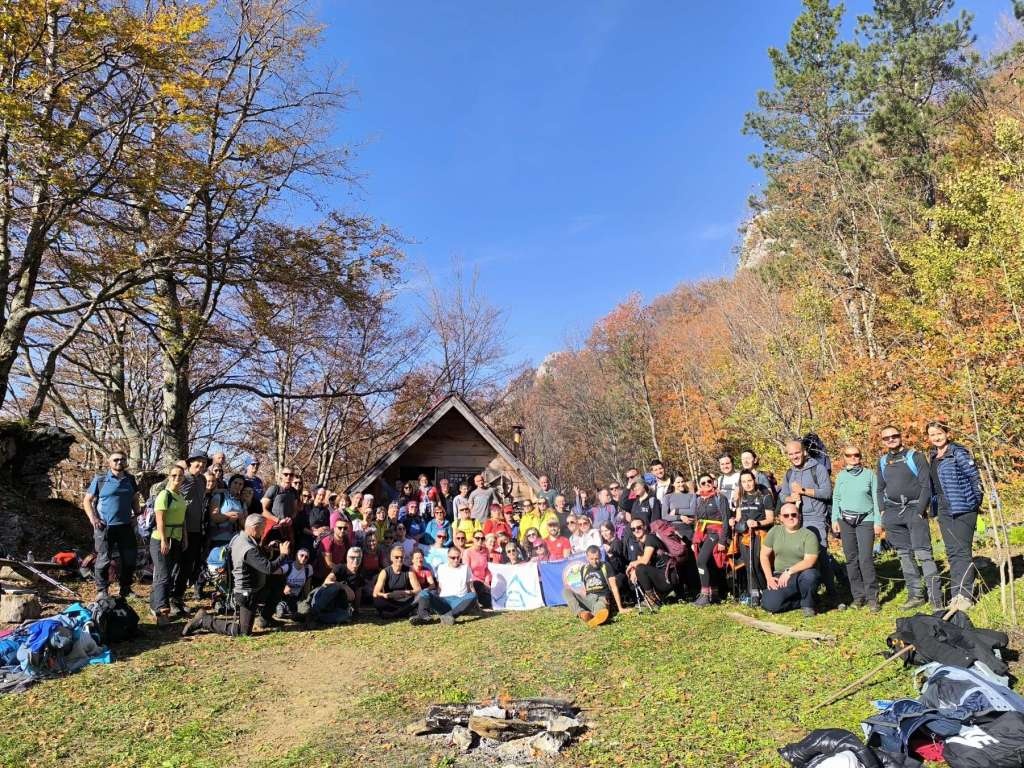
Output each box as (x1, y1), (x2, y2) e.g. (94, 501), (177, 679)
(739, 533), (766, 594)
(634, 564), (672, 598)
(374, 595), (416, 619)
(563, 589), (608, 617)
(882, 503), (939, 603)
(695, 532), (724, 590)
(761, 569), (820, 614)
(938, 511), (978, 602)
(472, 580), (492, 609)
(149, 537), (182, 613)
(839, 517), (877, 604)
(803, 517), (839, 601)
(199, 588), (277, 636)
(171, 531), (204, 603)
(94, 523), (137, 595)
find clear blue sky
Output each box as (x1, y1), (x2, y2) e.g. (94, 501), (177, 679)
(308, 1), (1008, 366)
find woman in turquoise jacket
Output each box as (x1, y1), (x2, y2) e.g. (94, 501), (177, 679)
(831, 444), (881, 611)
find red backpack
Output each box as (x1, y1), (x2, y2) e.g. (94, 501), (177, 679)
(649, 519), (690, 584)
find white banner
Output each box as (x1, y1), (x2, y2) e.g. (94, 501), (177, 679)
(487, 562), (545, 611)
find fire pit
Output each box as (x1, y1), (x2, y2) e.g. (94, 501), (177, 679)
(408, 696), (586, 762)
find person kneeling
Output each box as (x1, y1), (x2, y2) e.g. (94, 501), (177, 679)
(183, 515), (289, 637)
(565, 545), (624, 628)
(413, 547), (478, 626)
(759, 502), (820, 617)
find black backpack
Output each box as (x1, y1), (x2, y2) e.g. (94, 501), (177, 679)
(91, 595), (140, 644)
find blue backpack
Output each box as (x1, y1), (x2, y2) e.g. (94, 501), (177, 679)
(879, 449), (919, 479)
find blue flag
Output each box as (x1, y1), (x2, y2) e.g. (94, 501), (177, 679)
(539, 553), (588, 606)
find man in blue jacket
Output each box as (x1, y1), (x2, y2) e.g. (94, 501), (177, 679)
(876, 426), (938, 610)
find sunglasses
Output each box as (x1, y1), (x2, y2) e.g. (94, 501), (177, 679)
(699, 480), (713, 486)
(473, 536), (484, 541)
(881, 434), (901, 440)
(111, 458), (126, 463)
(447, 555), (460, 561)
(844, 453), (861, 458)
(780, 513), (798, 519)
(630, 525), (644, 531)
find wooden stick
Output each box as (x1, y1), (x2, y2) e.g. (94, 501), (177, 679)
(726, 611), (836, 642)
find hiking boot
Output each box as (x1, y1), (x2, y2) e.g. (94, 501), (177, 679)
(851, 598), (866, 609)
(586, 609), (610, 628)
(409, 615), (431, 626)
(149, 609), (169, 627)
(901, 595), (927, 611)
(750, 593), (761, 608)
(693, 592), (712, 607)
(167, 602), (185, 619)
(801, 607), (816, 618)
(868, 600), (881, 614)
(579, 611), (594, 624)
(254, 616), (283, 631)
(439, 612), (455, 626)
(181, 609), (207, 637)
(643, 591), (662, 610)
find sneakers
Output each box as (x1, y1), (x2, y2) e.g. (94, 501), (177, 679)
(409, 615), (432, 626)
(586, 609), (610, 628)
(801, 607), (816, 618)
(693, 592), (712, 607)
(579, 611), (594, 624)
(835, 603), (848, 612)
(851, 598), (866, 609)
(868, 600), (881, 614)
(901, 595), (927, 611)
(181, 609), (206, 637)
(440, 612), (455, 626)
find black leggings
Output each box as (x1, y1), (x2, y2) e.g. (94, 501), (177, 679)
(634, 564), (672, 597)
(695, 533), (724, 589)
(739, 533), (766, 592)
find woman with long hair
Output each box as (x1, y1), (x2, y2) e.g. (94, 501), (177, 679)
(692, 473), (731, 606)
(734, 469), (775, 607)
(926, 421), (984, 607)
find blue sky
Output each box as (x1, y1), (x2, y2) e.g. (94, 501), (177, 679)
(307, 1), (1009, 366)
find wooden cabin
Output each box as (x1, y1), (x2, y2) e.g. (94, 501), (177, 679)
(346, 394), (542, 503)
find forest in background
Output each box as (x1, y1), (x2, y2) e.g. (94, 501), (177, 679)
(3, 0), (1024, 495)
(498, 0), (1024, 491)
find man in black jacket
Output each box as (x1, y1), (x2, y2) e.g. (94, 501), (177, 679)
(182, 515), (288, 637)
(876, 426), (939, 610)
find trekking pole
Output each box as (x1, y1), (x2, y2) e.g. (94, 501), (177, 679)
(800, 604), (959, 720)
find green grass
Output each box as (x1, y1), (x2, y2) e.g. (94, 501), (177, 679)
(2, 550), (1022, 768)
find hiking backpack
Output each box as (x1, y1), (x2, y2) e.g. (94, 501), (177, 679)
(649, 519), (690, 585)
(879, 449), (919, 479)
(90, 595), (140, 644)
(801, 432), (832, 475)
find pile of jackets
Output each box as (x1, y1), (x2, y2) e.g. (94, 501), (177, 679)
(0, 602), (112, 694)
(781, 611), (1024, 768)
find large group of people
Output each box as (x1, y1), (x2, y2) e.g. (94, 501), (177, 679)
(80, 420), (984, 637)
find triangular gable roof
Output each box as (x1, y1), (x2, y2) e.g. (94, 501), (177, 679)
(346, 393), (542, 494)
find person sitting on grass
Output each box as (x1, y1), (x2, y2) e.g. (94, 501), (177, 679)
(372, 546), (422, 619)
(182, 514), (289, 637)
(625, 518), (672, 606)
(759, 502), (821, 617)
(275, 547), (313, 619)
(411, 548), (472, 626)
(564, 545), (625, 628)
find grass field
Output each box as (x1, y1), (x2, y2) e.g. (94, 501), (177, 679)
(1, 553), (1021, 768)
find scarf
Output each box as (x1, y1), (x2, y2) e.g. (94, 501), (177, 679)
(698, 485), (718, 500)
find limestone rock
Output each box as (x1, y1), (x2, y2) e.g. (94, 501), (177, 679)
(450, 725), (474, 751)
(1, 593), (41, 623)
(529, 731), (569, 756)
